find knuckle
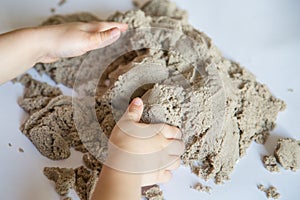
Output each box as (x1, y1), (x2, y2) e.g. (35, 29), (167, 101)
(75, 22), (85, 27)
(157, 170), (172, 183)
(166, 140), (185, 155)
(162, 125), (174, 138)
(126, 111), (139, 120)
(162, 125), (181, 139)
(176, 159), (181, 166)
(179, 141), (185, 152)
(98, 31), (107, 42)
(164, 171), (172, 181)
(173, 127), (182, 138)
(172, 160), (181, 169)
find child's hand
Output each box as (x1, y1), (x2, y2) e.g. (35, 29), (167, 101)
(93, 98), (184, 200)
(0, 21), (128, 84)
(36, 22), (128, 63)
(108, 97), (184, 186)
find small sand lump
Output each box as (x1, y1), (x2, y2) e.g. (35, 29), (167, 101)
(18, 76), (86, 160)
(74, 166), (98, 200)
(15, 74), (62, 114)
(143, 185), (164, 200)
(43, 167), (75, 196)
(58, 0), (67, 6)
(83, 153), (102, 172)
(274, 138), (300, 171)
(191, 182), (212, 194)
(43, 166), (98, 200)
(263, 155), (280, 172)
(258, 184), (280, 199)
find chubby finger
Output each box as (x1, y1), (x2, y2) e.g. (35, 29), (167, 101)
(99, 22), (128, 32)
(83, 21), (128, 32)
(89, 27), (121, 49)
(165, 157), (181, 171)
(117, 98), (169, 139)
(165, 140), (185, 156)
(118, 98), (144, 123)
(126, 98), (144, 122)
(160, 125), (182, 140)
(141, 170), (173, 187)
(115, 122), (182, 141)
(158, 170), (173, 184)
(40, 56), (59, 64)
(116, 98), (150, 138)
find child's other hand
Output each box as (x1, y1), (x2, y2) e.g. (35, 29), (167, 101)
(108, 98), (185, 187)
(35, 22), (128, 63)
(0, 21), (127, 84)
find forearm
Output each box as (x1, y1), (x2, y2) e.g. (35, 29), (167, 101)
(0, 28), (44, 84)
(92, 165), (141, 200)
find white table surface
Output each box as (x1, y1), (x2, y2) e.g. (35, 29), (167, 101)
(0, 0), (300, 200)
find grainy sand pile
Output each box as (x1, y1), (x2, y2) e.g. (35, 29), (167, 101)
(17, 0), (286, 199)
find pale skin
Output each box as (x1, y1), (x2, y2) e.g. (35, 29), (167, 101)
(0, 22), (185, 200)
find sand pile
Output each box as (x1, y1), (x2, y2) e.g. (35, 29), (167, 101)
(16, 0), (287, 199)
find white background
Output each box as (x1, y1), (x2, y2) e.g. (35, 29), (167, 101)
(0, 0), (300, 199)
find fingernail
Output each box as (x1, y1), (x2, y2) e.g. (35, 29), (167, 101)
(110, 28), (121, 39)
(132, 98), (142, 106)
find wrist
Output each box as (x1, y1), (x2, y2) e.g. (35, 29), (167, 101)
(22, 26), (58, 64)
(30, 26), (54, 63)
(16, 27), (48, 64)
(92, 165), (141, 200)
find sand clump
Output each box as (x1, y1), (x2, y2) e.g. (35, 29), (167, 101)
(142, 185), (164, 200)
(16, 0), (288, 199)
(263, 138), (300, 172)
(263, 155), (280, 172)
(20, 94), (85, 160)
(191, 182), (212, 194)
(14, 74), (62, 114)
(257, 184), (281, 199)
(274, 138), (300, 171)
(16, 74), (104, 199)
(44, 166), (99, 200)
(44, 167), (76, 196)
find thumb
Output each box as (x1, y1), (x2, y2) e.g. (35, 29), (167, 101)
(93, 27), (121, 49)
(126, 98), (144, 122)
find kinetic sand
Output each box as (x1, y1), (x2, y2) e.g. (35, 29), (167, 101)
(16, 0), (288, 199)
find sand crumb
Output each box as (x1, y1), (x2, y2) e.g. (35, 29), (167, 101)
(263, 155), (280, 172)
(58, 0), (67, 6)
(143, 185), (163, 200)
(257, 184), (280, 199)
(191, 182), (212, 194)
(50, 8), (56, 13)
